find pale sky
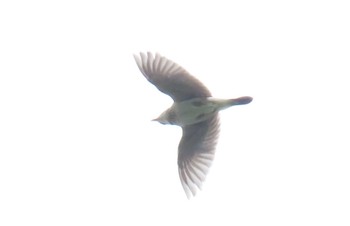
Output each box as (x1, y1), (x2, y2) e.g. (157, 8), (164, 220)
(1, 1), (349, 225)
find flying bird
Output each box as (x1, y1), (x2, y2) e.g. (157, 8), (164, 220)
(134, 52), (252, 198)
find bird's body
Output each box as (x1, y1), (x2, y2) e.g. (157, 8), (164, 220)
(157, 97), (252, 126)
(134, 52), (252, 198)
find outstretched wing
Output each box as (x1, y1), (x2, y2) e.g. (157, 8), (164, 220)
(178, 114), (220, 198)
(134, 52), (211, 102)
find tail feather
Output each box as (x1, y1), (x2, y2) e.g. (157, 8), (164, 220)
(230, 96), (253, 106)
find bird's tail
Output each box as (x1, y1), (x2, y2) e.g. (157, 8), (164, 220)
(229, 96), (253, 106)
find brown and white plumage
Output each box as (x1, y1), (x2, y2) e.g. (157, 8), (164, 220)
(134, 52), (211, 102)
(134, 52), (252, 198)
(178, 114), (220, 197)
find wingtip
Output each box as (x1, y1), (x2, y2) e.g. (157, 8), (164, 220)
(133, 53), (140, 61)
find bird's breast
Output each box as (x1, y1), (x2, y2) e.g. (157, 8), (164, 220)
(173, 98), (226, 126)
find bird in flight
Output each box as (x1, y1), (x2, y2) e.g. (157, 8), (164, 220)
(134, 52), (252, 198)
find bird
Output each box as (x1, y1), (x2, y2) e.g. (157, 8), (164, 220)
(134, 52), (252, 198)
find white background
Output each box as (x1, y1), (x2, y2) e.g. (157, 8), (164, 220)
(1, 0), (349, 225)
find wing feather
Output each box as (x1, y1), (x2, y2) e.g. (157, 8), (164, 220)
(178, 114), (220, 198)
(134, 52), (211, 102)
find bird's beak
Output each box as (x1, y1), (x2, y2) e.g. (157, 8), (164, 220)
(152, 117), (166, 125)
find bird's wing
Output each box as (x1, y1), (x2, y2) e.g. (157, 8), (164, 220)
(134, 52), (211, 102)
(178, 114), (220, 198)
